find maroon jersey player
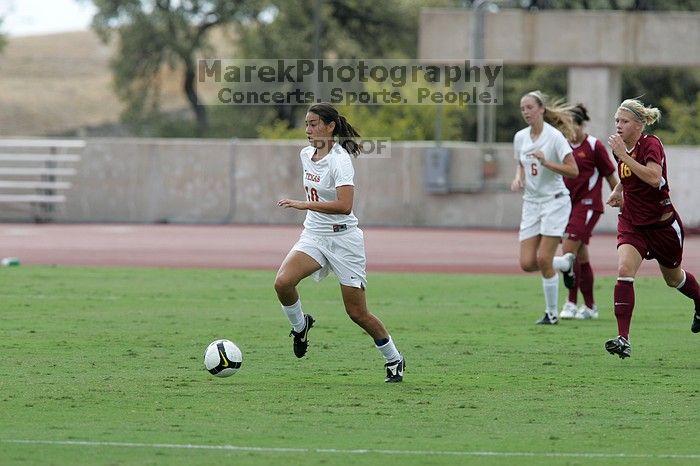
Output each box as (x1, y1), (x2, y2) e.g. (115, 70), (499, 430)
(558, 104), (618, 320)
(604, 98), (700, 359)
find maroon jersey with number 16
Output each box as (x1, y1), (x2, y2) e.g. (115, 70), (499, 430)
(617, 134), (673, 226)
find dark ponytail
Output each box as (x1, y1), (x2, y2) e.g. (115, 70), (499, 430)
(569, 103), (590, 125)
(307, 102), (361, 157)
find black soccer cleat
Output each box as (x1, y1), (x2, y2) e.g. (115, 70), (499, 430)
(562, 253), (576, 290)
(289, 314), (315, 358)
(605, 335), (631, 359)
(692, 313), (700, 334)
(385, 356), (405, 383)
(535, 312), (558, 325)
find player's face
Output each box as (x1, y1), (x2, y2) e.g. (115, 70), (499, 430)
(572, 122), (585, 142)
(305, 112), (335, 148)
(614, 110), (643, 144)
(520, 96), (544, 126)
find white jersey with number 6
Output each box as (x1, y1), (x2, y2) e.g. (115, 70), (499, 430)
(300, 143), (359, 235)
(513, 122), (571, 202)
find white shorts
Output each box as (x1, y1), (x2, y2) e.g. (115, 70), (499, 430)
(292, 228), (367, 289)
(519, 195), (571, 242)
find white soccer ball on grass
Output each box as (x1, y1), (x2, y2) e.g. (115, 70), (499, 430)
(204, 339), (242, 377)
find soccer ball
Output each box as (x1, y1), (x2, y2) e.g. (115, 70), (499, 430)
(204, 339), (242, 377)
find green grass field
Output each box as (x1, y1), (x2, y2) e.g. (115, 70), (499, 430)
(1, 266), (698, 465)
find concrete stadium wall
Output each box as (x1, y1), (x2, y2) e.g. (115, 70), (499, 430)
(419, 9), (700, 67)
(419, 9), (700, 158)
(0, 138), (697, 231)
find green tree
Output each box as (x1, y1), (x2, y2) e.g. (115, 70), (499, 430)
(656, 94), (700, 144)
(89, 0), (266, 135)
(237, 0), (453, 129)
(260, 99), (463, 142)
(620, 67), (700, 142)
(484, 65), (568, 143)
(239, 0), (432, 60)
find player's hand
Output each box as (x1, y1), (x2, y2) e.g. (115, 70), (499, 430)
(530, 150), (545, 164)
(608, 134), (627, 159)
(606, 190), (623, 208)
(277, 199), (308, 210)
(510, 178), (523, 192)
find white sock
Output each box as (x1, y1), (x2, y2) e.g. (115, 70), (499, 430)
(542, 275), (559, 315)
(553, 254), (571, 272)
(376, 336), (401, 363)
(282, 299), (305, 333)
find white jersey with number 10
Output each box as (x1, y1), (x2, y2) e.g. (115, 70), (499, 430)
(300, 143), (359, 235)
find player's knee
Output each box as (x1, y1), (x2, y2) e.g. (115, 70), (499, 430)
(663, 275), (682, 288)
(520, 259), (538, 272)
(344, 305), (366, 323)
(536, 255), (550, 271)
(273, 273), (295, 294)
(617, 265), (635, 279)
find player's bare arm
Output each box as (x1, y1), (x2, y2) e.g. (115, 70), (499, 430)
(510, 163), (525, 191)
(605, 173), (619, 192)
(532, 150), (578, 178)
(608, 134), (663, 188)
(606, 182), (623, 208)
(278, 185), (354, 215)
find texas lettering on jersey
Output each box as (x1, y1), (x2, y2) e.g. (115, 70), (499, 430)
(305, 171), (321, 183)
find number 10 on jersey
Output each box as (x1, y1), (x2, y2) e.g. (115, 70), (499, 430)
(305, 186), (319, 202)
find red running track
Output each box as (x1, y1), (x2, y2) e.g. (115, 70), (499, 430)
(2, 223), (699, 276)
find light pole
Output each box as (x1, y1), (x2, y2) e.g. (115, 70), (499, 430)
(312, 0), (322, 99)
(472, 0), (499, 144)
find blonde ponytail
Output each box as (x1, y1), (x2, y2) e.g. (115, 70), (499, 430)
(618, 98), (661, 126)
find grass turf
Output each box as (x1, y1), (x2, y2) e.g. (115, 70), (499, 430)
(0, 266), (698, 465)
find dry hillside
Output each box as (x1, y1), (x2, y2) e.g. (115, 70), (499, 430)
(0, 28), (230, 137)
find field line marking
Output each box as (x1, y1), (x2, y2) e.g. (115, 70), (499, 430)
(2, 439), (700, 459)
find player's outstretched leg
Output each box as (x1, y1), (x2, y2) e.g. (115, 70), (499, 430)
(341, 284), (404, 382)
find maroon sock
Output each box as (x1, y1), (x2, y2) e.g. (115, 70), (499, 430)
(678, 271), (700, 311)
(614, 280), (635, 339)
(579, 262), (594, 308)
(567, 260), (581, 303)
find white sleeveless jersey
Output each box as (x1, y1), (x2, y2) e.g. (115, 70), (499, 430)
(300, 143), (359, 235)
(513, 122), (572, 202)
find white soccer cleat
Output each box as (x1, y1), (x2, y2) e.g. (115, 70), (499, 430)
(562, 253), (576, 289)
(575, 304), (599, 320)
(560, 301), (578, 319)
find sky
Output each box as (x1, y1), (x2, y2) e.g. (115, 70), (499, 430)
(0, 0), (96, 37)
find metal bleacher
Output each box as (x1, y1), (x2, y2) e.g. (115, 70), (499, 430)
(0, 139), (84, 222)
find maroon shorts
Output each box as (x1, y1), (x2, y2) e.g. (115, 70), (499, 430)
(565, 204), (602, 245)
(617, 213), (685, 268)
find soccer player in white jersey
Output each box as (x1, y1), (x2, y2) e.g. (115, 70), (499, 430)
(274, 102), (404, 383)
(511, 91), (579, 325)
